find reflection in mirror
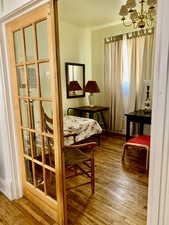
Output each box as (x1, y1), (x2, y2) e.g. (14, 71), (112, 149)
(65, 63), (85, 98)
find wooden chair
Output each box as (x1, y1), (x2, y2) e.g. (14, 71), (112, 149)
(64, 142), (96, 193)
(122, 135), (150, 170)
(42, 109), (97, 194)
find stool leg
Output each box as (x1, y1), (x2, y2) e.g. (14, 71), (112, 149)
(146, 148), (150, 170)
(122, 145), (127, 161)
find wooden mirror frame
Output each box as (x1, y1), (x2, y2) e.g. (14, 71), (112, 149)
(65, 62), (85, 99)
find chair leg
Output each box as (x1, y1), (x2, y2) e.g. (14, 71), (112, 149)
(91, 152), (95, 194)
(97, 134), (101, 146)
(146, 148), (150, 170)
(122, 145), (127, 161)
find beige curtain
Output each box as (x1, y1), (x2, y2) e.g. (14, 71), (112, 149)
(127, 32), (155, 112)
(104, 39), (124, 133)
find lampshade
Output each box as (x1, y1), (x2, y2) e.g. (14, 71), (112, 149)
(147, 0), (157, 5)
(119, 5), (128, 16)
(68, 81), (82, 91)
(84, 81), (100, 93)
(126, 0), (136, 8)
(130, 9), (138, 21)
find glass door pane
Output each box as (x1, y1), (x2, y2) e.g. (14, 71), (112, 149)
(39, 62), (51, 98)
(16, 66), (26, 96)
(24, 25), (36, 61)
(13, 30), (24, 64)
(36, 20), (48, 60)
(27, 64), (39, 97)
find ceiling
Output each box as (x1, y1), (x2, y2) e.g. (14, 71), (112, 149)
(58, 0), (124, 28)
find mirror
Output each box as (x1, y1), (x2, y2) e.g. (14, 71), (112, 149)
(65, 62), (85, 98)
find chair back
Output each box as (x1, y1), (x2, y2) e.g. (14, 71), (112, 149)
(41, 108), (53, 135)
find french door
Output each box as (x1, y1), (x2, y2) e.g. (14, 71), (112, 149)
(6, 2), (66, 224)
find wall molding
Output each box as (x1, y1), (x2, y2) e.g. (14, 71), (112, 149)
(0, 178), (13, 200)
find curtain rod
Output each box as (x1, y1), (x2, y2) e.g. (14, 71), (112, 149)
(105, 27), (155, 44)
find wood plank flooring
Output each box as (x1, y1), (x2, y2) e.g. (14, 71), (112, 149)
(0, 134), (148, 225)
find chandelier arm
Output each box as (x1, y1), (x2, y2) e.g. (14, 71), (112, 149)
(122, 19), (132, 27)
(146, 19), (153, 27)
(133, 22), (138, 29)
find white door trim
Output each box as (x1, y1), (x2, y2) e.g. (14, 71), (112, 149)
(0, 29), (21, 199)
(147, 0), (169, 225)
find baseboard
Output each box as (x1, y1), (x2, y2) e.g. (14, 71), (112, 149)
(105, 130), (126, 137)
(0, 178), (13, 200)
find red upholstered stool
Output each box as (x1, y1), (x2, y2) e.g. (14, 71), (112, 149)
(122, 135), (150, 170)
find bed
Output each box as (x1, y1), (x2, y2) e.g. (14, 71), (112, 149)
(23, 114), (102, 160)
(63, 115), (102, 146)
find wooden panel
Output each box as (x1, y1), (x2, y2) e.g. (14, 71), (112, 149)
(24, 188), (58, 222)
(48, 1), (67, 224)
(7, 4), (49, 32)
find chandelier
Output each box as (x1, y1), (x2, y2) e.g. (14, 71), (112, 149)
(119, 0), (157, 29)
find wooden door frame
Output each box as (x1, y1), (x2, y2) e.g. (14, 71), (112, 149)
(1, 0), (169, 225)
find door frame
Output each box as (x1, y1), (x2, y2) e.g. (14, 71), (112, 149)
(147, 1), (169, 225)
(1, 0), (169, 225)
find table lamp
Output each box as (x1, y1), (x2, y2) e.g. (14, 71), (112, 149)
(144, 80), (152, 113)
(84, 81), (100, 107)
(68, 81), (82, 96)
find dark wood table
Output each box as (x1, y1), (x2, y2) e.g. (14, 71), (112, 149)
(67, 106), (109, 129)
(125, 110), (151, 141)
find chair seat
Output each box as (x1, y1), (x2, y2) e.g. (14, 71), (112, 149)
(127, 135), (150, 147)
(64, 149), (90, 166)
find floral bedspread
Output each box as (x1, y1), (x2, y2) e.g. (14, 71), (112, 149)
(63, 115), (102, 146)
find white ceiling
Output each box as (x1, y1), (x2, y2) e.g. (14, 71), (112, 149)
(58, 0), (124, 28)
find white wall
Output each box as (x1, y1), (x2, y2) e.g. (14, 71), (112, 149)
(59, 21), (92, 114)
(0, 0), (33, 18)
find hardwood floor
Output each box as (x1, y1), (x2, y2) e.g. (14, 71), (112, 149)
(0, 134), (148, 225)
(67, 134), (148, 225)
